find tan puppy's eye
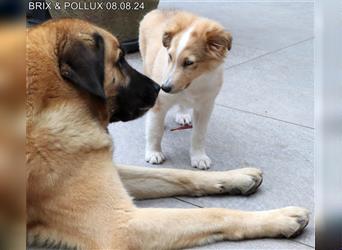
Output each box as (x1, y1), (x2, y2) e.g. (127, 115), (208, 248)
(183, 58), (194, 67)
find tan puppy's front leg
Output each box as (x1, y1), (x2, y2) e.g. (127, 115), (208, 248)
(117, 165), (263, 199)
(128, 206), (309, 249)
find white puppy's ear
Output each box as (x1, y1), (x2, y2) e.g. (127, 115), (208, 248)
(162, 31), (174, 48)
(162, 22), (183, 48)
(206, 29), (232, 58)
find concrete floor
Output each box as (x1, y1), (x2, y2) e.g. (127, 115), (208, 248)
(109, 1), (314, 249)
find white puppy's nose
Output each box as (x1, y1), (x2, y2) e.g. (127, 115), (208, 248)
(161, 78), (172, 93)
(161, 85), (172, 93)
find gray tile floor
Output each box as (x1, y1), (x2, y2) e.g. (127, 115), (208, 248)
(109, 1), (314, 249)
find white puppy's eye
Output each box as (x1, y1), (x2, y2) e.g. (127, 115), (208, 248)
(183, 59), (194, 67)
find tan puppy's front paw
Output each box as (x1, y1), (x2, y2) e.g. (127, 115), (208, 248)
(216, 167), (263, 195)
(269, 206), (310, 238)
(145, 151), (165, 164)
(191, 154), (211, 170)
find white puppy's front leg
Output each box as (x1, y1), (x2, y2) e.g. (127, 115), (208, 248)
(145, 106), (168, 164)
(191, 101), (215, 169)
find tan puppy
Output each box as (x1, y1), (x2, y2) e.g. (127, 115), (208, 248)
(27, 18), (309, 249)
(140, 10), (231, 169)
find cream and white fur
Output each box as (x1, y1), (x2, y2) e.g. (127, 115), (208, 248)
(140, 10), (231, 169)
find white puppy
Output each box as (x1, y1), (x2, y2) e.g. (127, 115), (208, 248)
(139, 10), (232, 169)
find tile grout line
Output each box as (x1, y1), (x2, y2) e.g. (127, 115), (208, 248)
(230, 42), (271, 51)
(215, 103), (314, 130)
(174, 197), (204, 208)
(290, 239), (315, 249)
(224, 37), (314, 71)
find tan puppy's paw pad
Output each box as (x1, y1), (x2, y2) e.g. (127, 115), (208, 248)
(191, 154), (211, 170)
(175, 113), (192, 126)
(145, 151), (165, 164)
(272, 206), (310, 238)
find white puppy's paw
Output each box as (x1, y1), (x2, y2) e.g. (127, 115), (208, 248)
(175, 113), (192, 126)
(191, 154), (211, 170)
(271, 206), (310, 238)
(145, 151), (165, 164)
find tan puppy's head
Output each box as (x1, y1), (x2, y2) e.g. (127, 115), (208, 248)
(48, 19), (160, 122)
(161, 15), (232, 93)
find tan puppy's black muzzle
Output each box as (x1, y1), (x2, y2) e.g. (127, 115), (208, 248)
(109, 55), (160, 122)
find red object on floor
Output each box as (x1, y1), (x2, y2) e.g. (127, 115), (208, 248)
(170, 124), (193, 131)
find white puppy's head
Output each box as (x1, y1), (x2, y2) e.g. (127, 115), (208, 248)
(161, 14), (232, 93)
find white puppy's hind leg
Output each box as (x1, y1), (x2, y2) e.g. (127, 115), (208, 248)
(175, 105), (192, 125)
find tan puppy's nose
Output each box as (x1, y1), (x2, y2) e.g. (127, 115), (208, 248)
(153, 83), (161, 93)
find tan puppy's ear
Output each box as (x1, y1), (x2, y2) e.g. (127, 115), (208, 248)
(206, 29), (232, 59)
(59, 33), (106, 99)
